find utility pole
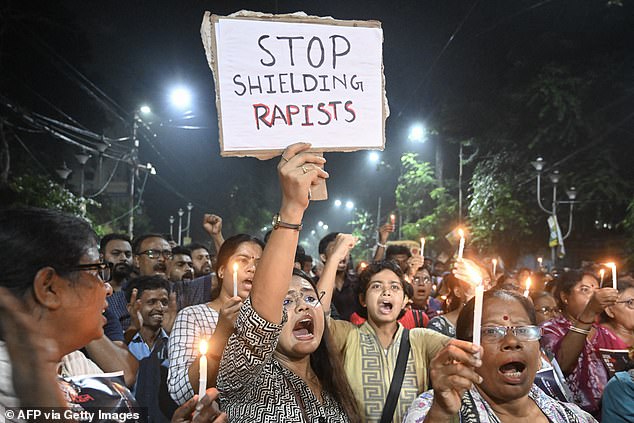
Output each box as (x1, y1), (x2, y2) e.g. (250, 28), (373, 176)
(128, 113), (139, 239)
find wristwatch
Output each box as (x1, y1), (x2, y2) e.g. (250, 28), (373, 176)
(272, 213), (303, 231)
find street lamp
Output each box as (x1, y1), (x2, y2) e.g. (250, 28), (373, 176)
(169, 215), (175, 239)
(177, 208), (184, 245)
(334, 199), (342, 207)
(345, 200), (354, 210)
(408, 124), (427, 143)
(531, 157), (578, 268)
(185, 202), (194, 240)
(55, 161), (72, 183)
(74, 150), (91, 197)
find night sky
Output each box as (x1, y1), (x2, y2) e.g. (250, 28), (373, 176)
(2, 0), (632, 251)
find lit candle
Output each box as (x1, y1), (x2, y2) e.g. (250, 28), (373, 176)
(233, 262), (239, 297)
(492, 259), (497, 278)
(198, 340), (208, 402)
(390, 214), (396, 226)
(420, 237), (425, 258)
(432, 284), (437, 294)
(359, 261), (368, 271)
(457, 229), (465, 259)
(473, 281), (484, 348)
(537, 257), (543, 268)
(606, 262), (617, 289)
(523, 277), (531, 297)
(599, 268), (605, 287)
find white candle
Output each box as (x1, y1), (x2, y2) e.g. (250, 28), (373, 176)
(473, 283), (484, 347)
(458, 229), (465, 259)
(198, 340), (208, 402)
(492, 259), (497, 278)
(233, 262), (239, 297)
(523, 277), (531, 297)
(420, 237), (425, 257)
(537, 257), (543, 268)
(599, 269), (605, 287)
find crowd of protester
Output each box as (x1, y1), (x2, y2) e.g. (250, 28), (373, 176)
(1, 142), (633, 422)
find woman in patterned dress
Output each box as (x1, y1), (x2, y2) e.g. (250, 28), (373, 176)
(404, 289), (597, 423)
(168, 234), (264, 405)
(216, 143), (359, 422)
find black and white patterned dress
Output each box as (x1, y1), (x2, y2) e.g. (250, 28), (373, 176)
(217, 298), (350, 422)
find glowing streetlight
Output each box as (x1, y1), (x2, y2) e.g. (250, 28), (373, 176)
(345, 200), (354, 210)
(334, 199), (342, 207)
(408, 124), (426, 142)
(170, 87), (192, 109)
(369, 151), (380, 163)
(139, 104), (152, 115)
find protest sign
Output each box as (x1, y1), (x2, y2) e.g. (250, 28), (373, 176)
(201, 11), (387, 158)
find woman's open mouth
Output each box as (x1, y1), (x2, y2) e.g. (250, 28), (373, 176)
(498, 361), (527, 384)
(292, 317), (315, 341)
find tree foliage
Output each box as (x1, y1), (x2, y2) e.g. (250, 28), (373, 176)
(394, 153), (458, 253)
(468, 152), (537, 265)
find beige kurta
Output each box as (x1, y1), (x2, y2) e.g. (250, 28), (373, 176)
(329, 319), (449, 423)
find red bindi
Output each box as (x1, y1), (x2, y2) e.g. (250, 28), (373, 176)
(503, 315), (509, 321)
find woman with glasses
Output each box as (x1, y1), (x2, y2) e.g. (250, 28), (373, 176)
(530, 291), (561, 325)
(540, 270), (622, 418)
(168, 233), (264, 405)
(216, 143), (359, 422)
(411, 265), (443, 319)
(404, 289), (596, 423)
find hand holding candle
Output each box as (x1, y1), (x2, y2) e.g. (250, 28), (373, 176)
(233, 262), (239, 297)
(198, 340), (208, 402)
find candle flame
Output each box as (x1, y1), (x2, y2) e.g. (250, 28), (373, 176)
(525, 277), (532, 290)
(359, 262), (368, 270)
(233, 262), (239, 272)
(604, 262), (615, 267)
(599, 269), (605, 277)
(390, 214), (396, 223)
(199, 340), (208, 355)
(492, 259), (497, 265)
(458, 228), (464, 238)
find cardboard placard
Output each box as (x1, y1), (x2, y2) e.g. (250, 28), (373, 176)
(201, 10), (388, 160)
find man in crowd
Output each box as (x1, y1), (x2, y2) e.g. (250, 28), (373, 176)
(186, 242), (213, 278)
(101, 233), (134, 330)
(125, 276), (178, 422)
(133, 234), (172, 278)
(167, 246), (194, 282)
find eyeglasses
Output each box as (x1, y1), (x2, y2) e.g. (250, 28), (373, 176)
(412, 276), (432, 286)
(481, 325), (542, 343)
(283, 291), (325, 310)
(615, 298), (634, 310)
(535, 306), (560, 315)
(137, 249), (173, 260)
(66, 261), (112, 282)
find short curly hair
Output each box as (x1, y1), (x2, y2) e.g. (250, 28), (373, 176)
(356, 260), (409, 320)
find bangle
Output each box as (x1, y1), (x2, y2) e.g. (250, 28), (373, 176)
(376, 242), (387, 248)
(569, 326), (591, 335)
